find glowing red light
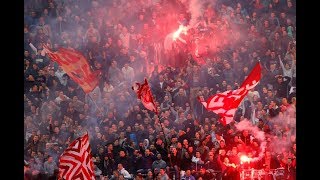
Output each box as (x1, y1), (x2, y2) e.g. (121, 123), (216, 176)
(240, 155), (251, 164)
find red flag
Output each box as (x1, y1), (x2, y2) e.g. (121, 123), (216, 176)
(132, 78), (158, 114)
(199, 62), (261, 125)
(58, 133), (95, 180)
(43, 45), (99, 93)
(239, 62), (262, 89)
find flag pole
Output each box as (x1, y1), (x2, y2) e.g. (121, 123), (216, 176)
(155, 110), (173, 170)
(87, 93), (104, 119)
(134, 78), (173, 167)
(145, 78), (173, 169)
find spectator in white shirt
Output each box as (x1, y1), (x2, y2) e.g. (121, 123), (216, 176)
(54, 66), (66, 85)
(117, 163), (132, 179)
(54, 91), (70, 104)
(122, 63), (134, 83)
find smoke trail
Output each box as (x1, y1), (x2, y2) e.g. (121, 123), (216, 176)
(235, 119), (267, 162)
(266, 105), (296, 154)
(188, 0), (205, 27)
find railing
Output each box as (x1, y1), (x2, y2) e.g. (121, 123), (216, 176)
(240, 168), (286, 180)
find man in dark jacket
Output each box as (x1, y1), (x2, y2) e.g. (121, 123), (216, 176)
(115, 150), (133, 173)
(133, 150), (147, 174)
(143, 149), (156, 171)
(274, 75), (290, 100)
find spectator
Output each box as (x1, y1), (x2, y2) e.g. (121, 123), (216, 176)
(221, 156), (238, 180)
(191, 151), (205, 171)
(146, 170), (154, 180)
(194, 168), (214, 180)
(181, 169), (196, 180)
(108, 60), (124, 86)
(152, 153), (167, 174)
(24, 0), (296, 179)
(102, 152), (116, 177)
(93, 163), (102, 178)
(117, 163), (132, 179)
(122, 63), (135, 83)
(157, 168), (170, 180)
(43, 155), (58, 178)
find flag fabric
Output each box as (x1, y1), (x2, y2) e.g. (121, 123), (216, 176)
(239, 62), (262, 88)
(199, 62), (261, 125)
(58, 133), (95, 180)
(43, 45), (99, 93)
(132, 78), (158, 114)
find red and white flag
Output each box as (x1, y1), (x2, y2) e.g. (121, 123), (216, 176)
(43, 45), (99, 94)
(58, 133), (95, 180)
(132, 78), (158, 114)
(199, 62), (261, 125)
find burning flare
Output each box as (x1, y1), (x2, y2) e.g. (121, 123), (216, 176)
(172, 25), (188, 41)
(240, 155), (251, 164)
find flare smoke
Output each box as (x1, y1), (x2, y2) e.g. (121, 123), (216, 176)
(188, 0), (205, 27)
(235, 119), (267, 162)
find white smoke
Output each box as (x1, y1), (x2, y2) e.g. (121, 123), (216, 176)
(267, 105), (296, 154)
(235, 119), (267, 162)
(234, 102), (296, 161)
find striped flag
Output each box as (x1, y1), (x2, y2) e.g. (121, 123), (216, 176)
(132, 78), (158, 114)
(199, 62), (261, 125)
(58, 133), (95, 180)
(43, 45), (99, 94)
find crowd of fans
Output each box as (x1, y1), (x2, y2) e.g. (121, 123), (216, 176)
(24, 0), (296, 179)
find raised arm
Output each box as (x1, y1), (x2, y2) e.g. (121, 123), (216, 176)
(170, 103), (177, 116)
(278, 54), (285, 72)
